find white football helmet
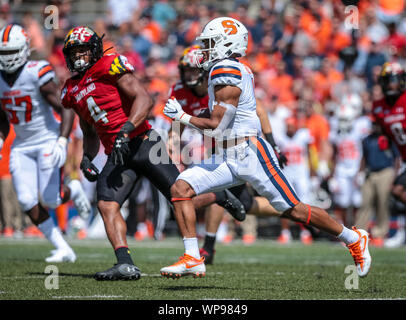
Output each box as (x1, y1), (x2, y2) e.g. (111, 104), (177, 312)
(0, 24), (30, 73)
(195, 17), (248, 71)
(341, 93), (362, 117)
(336, 104), (357, 133)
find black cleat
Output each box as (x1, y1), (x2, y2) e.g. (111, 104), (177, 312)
(94, 263), (141, 281)
(217, 189), (246, 221)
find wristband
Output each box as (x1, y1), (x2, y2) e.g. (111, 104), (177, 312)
(0, 137), (3, 149)
(179, 112), (192, 126)
(121, 121), (136, 134)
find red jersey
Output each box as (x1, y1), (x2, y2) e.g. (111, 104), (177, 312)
(61, 53), (151, 154)
(169, 81), (208, 116)
(372, 92), (406, 160)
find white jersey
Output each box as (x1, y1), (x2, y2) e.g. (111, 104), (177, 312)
(0, 60), (59, 148)
(207, 58), (261, 140)
(330, 118), (370, 177)
(277, 128), (313, 177)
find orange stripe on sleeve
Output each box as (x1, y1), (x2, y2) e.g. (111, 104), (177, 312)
(251, 137), (299, 206)
(211, 68), (242, 77)
(38, 65), (53, 78)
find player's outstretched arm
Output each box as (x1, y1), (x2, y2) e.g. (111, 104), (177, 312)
(40, 80), (74, 139)
(116, 72), (153, 129)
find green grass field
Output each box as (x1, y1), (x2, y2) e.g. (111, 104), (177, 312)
(0, 237), (405, 300)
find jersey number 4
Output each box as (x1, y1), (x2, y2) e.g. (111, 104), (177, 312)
(1, 96), (32, 124)
(87, 96), (108, 124)
(390, 122), (406, 145)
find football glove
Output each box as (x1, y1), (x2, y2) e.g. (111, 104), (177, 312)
(80, 155), (99, 182)
(164, 97), (188, 122)
(264, 133), (287, 169)
(111, 121), (134, 165)
(273, 145), (288, 169)
(51, 136), (68, 168)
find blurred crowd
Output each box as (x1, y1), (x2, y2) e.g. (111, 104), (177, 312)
(0, 0), (406, 248)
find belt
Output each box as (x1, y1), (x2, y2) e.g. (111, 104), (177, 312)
(219, 136), (250, 149)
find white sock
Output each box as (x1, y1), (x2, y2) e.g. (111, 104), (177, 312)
(183, 237), (200, 259)
(38, 217), (71, 251)
(398, 216), (405, 229)
(67, 179), (83, 201)
(337, 225), (359, 245)
(205, 232), (216, 238)
(137, 222), (147, 233)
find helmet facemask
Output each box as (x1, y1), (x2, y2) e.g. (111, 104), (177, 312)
(68, 44), (92, 73)
(0, 41), (30, 73)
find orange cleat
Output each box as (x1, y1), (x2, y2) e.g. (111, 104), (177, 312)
(2, 227), (14, 238)
(242, 234), (256, 245)
(370, 237), (383, 247)
(160, 254), (206, 279)
(347, 227), (371, 277)
(222, 234), (234, 244)
(277, 230), (292, 244)
(300, 230), (313, 245)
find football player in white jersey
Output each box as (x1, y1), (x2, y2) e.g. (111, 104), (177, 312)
(0, 24), (91, 262)
(277, 116), (315, 244)
(329, 104), (371, 226)
(161, 17), (371, 279)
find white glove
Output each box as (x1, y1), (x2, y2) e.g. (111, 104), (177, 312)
(164, 97), (191, 123)
(51, 136), (68, 168)
(328, 177), (340, 193)
(317, 160), (330, 179)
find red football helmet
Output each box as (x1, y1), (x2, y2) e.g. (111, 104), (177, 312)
(63, 26), (104, 72)
(178, 45), (206, 88)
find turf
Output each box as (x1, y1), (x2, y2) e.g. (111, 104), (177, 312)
(0, 237), (405, 300)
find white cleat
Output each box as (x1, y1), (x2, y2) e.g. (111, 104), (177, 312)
(160, 254), (206, 279)
(45, 248), (76, 263)
(70, 180), (91, 219)
(384, 229), (405, 248)
(347, 227), (371, 277)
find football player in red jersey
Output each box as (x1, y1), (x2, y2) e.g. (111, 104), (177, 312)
(373, 62), (406, 247)
(61, 26), (178, 280)
(61, 27), (246, 280)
